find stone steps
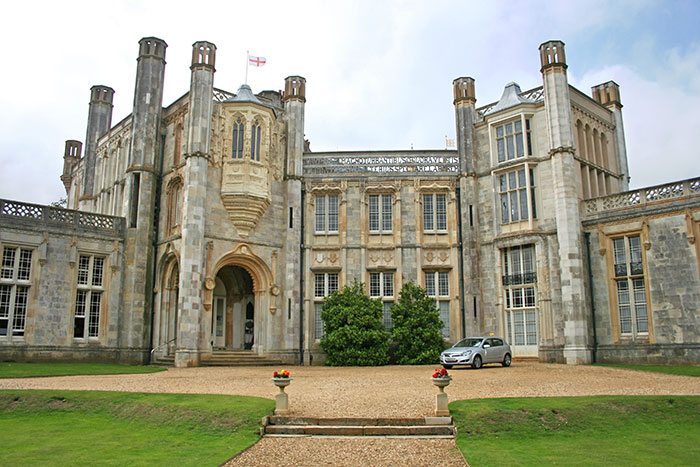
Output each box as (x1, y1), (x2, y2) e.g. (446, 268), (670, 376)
(263, 416), (456, 438)
(150, 351), (283, 367)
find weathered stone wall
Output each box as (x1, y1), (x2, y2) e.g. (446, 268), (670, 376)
(584, 188), (700, 364)
(0, 202), (130, 363)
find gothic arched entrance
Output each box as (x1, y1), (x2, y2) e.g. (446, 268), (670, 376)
(212, 265), (254, 350)
(209, 244), (273, 355)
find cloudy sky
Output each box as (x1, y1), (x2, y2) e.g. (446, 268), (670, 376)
(1, 0), (698, 205)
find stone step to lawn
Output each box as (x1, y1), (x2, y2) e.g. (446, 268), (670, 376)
(263, 416), (456, 438)
(150, 351), (283, 367)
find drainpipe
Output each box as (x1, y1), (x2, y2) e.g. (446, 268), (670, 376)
(456, 187), (466, 339)
(299, 188), (305, 365)
(148, 133), (166, 364)
(585, 232), (598, 363)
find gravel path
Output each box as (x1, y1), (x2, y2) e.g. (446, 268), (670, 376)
(2, 363), (698, 466)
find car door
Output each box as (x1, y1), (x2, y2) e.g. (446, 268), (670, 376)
(482, 338), (495, 363)
(492, 338), (505, 361)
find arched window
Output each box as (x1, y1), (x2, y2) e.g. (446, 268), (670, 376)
(251, 120), (261, 161)
(232, 118), (244, 159)
(166, 178), (183, 234)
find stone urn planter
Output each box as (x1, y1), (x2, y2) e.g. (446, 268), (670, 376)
(273, 377), (292, 414)
(431, 376), (452, 416)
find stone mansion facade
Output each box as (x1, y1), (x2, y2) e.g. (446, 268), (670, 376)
(1, 38), (698, 366)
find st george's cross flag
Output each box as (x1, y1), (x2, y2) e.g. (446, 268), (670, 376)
(249, 55), (266, 67)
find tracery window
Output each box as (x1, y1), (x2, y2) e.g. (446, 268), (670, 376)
(74, 255), (104, 339)
(251, 120), (261, 161)
(502, 245), (537, 346)
(423, 193), (447, 233)
(498, 167), (536, 224)
(496, 118), (532, 162)
(425, 271), (450, 337)
(612, 235), (649, 336)
(232, 118), (244, 159)
(369, 194), (392, 234)
(315, 195), (339, 234)
(0, 247), (32, 337)
(314, 272), (339, 339)
(369, 272), (394, 330)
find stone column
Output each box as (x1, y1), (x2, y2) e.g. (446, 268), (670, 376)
(453, 77), (480, 337)
(283, 76), (305, 361)
(540, 40), (592, 364)
(120, 37), (167, 360)
(176, 41), (216, 367)
(80, 86), (114, 212)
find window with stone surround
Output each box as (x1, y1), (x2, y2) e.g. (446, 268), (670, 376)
(369, 194), (392, 234)
(498, 167), (536, 224)
(166, 178), (183, 234)
(369, 271), (394, 330)
(612, 235), (649, 337)
(74, 255), (105, 339)
(502, 245), (537, 346)
(315, 195), (339, 234)
(232, 118), (245, 159)
(496, 118), (532, 162)
(423, 193), (447, 233)
(250, 120), (261, 161)
(0, 246), (32, 338)
(425, 271), (450, 337)
(314, 272), (339, 339)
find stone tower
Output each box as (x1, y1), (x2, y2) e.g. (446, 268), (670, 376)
(453, 77), (481, 337)
(120, 37), (167, 359)
(591, 81), (629, 191)
(80, 85), (114, 211)
(61, 140), (82, 195)
(176, 41), (216, 367)
(539, 40), (592, 364)
(283, 76), (306, 362)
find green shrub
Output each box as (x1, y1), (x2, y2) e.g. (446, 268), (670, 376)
(320, 280), (390, 366)
(390, 281), (445, 365)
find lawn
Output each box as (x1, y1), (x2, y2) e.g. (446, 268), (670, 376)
(0, 362), (165, 378)
(451, 395), (700, 467)
(596, 363), (700, 377)
(0, 390), (274, 466)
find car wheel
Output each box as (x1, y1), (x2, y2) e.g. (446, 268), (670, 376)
(472, 355), (482, 369)
(502, 353), (512, 367)
(442, 364), (453, 369)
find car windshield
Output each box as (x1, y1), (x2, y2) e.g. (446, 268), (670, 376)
(453, 338), (483, 348)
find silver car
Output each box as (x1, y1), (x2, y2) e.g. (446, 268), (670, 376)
(440, 336), (512, 369)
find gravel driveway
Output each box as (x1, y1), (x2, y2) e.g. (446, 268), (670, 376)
(2, 363), (698, 466)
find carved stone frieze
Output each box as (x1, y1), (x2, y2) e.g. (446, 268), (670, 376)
(423, 248), (451, 266)
(311, 249), (341, 269)
(366, 248), (395, 269)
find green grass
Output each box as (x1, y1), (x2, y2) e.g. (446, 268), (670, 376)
(0, 390), (274, 466)
(0, 362), (165, 378)
(451, 395), (700, 467)
(596, 363), (700, 377)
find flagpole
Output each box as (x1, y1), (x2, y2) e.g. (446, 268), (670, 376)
(245, 50), (249, 85)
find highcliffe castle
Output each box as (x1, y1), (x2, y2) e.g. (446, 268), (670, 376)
(1, 38), (698, 366)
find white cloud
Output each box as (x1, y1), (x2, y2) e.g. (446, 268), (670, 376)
(0, 0), (697, 204)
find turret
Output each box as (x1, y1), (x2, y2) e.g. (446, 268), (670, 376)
(80, 85), (114, 207)
(592, 81), (629, 190)
(284, 76), (306, 176)
(61, 140), (82, 196)
(176, 40), (216, 368)
(120, 36), (167, 357)
(128, 37), (167, 169)
(453, 77), (476, 174)
(539, 40), (592, 364)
